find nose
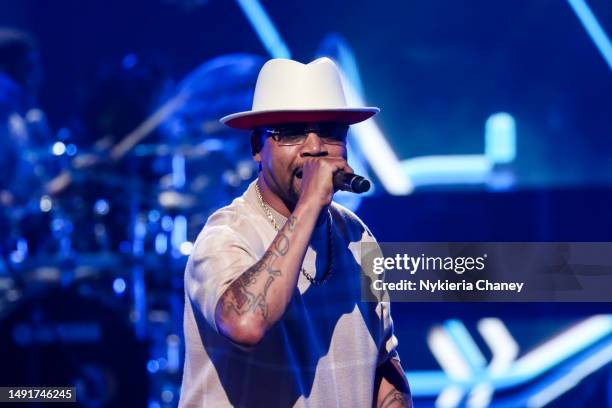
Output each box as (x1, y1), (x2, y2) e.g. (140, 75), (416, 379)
(300, 132), (327, 157)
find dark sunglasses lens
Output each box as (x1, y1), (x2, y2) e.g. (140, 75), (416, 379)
(263, 124), (348, 145)
(280, 133), (306, 144)
(280, 127), (306, 137)
(320, 125), (348, 143)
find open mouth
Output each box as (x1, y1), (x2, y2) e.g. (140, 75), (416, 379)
(295, 169), (303, 179)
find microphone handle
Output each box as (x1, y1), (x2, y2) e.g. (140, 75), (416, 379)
(333, 171), (371, 194)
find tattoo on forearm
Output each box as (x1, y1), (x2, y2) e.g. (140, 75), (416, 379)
(265, 252), (281, 276)
(378, 389), (410, 408)
(275, 234), (290, 255)
(287, 215), (297, 231)
(253, 276), (275, 319)
(218, 215), (298, 321)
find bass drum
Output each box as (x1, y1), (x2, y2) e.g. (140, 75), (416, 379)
(0, 287), (148, 408)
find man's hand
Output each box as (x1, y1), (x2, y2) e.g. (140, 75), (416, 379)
(297, 156), (353, 210)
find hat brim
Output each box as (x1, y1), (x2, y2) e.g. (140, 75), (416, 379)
(220, 107), (379, 130)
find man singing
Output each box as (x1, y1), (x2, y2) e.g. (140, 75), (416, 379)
(180, 57), (412, 408)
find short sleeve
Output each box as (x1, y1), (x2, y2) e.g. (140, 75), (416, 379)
(185, 222), (259, 333)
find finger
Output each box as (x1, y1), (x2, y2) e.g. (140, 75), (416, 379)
(324, 157), (349, 171)
(344, 163), (355, 175)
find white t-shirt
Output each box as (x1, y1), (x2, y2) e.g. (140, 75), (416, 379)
(179, 180), (399, 408)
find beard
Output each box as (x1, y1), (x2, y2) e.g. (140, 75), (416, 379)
(260, 166), (303, 212)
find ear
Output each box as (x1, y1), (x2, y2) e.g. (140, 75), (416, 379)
(250, 131), (264, 171)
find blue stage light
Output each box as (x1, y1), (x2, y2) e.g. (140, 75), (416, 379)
(444, 320), (487, 372)
(94, 199), (110, 216)
(235, 0), (291, 59)
(567, 0), (612, 70)
(52, 141), (66, 156)
(147, 359), (160, 373)
(113, 278), (127, 295)
(65, 144), (77, 156)
(403, 155), (493, 187)
(407, 315), (612, 398)
(485, 113), (516, 164)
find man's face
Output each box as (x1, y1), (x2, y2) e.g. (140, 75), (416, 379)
(254, 122), (348, 206)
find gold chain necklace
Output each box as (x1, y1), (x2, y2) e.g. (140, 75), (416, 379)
(254, 181), (333, 286)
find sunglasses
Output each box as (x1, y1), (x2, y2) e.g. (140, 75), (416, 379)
(257, 123), (349, 146)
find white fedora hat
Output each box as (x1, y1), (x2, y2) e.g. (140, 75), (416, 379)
(220, 57), (379, 129)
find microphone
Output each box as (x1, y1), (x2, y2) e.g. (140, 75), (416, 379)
(333, 171), (371, 194)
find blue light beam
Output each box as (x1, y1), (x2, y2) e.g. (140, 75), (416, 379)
(235, 0), (291, 59)
(567, 0), (612, 70)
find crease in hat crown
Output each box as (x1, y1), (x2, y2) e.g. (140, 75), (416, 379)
(220, 57), (379, 130)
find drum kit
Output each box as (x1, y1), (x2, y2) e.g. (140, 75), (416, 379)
(0, 53), (265, 407)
